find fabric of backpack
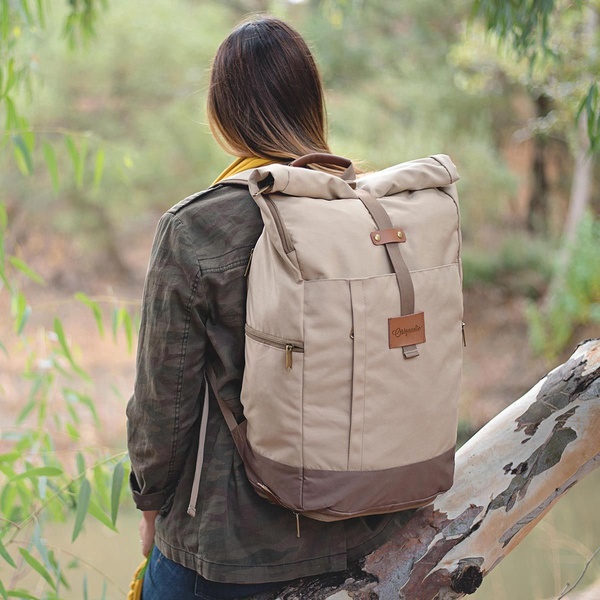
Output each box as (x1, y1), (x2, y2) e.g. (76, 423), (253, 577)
(206, 153), (463, 523)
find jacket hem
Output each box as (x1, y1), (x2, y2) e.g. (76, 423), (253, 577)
(154, 534), (347, 584)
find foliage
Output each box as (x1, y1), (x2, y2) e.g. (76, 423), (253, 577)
(1, 0), (107, 174)
(1, 0), (598, 596)
(0, 204), (138, 598)
(1, 3), (140, 597)
(471, 0), (568, 60)
(453, 2), (600, 153)
(471, 0), (600, 153)
(462, 233), (554, 296)
(1, 0), (518, 262)
(527, 214), (600, 359)
(302, 0), (517, 238)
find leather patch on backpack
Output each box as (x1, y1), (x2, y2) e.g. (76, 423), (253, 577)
(388, 312), (426, 349)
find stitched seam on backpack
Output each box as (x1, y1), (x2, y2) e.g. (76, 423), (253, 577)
(361, 282), (367, 471)
(437, 187), (461, 275)
(431, 155), (454, 183)
(280, 168), (291, 194)
(410, 263), (459, 274)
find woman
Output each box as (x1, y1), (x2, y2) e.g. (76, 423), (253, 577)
(127, 16), (409, 600)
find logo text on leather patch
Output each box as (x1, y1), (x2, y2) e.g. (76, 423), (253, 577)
(388, 312), (426, 349)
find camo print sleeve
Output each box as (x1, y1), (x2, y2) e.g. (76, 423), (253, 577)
(126, 211), (208, 511)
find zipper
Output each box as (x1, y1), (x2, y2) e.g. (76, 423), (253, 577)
(245, 325), (304, 371)
(462, 322), (467, 347)
(264, 197), (295, 254)
(255, 482), (302, 538)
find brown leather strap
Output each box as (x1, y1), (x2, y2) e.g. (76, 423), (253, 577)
(356, 190), (419, 359)
(370, 228), (406, 245)
(290, 152), (351, 169)
(290, 153), (356, 184)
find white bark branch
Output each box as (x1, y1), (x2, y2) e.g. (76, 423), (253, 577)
(251, 339), (600, 599)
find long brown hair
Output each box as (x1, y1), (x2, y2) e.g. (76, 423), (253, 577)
(207, 17), (332, 161)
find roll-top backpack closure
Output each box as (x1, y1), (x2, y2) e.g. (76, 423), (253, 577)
(357, 154), (459, 198)
(248, 163), (358, 200)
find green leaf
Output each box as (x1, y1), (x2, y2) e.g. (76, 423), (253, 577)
(47, 549), (70, 591)
(76, 138), (89, 189)
(82, 575), (88, 600)
(0, 535), (16, 568)
(0, 484), (17, 519)
(64, 389), (99, 426)
(87, 499), (117, 531)
(9, 257), (44, 285)
(18, 548), (56, 590)
(93, 147), (105, 188)
(74, 293), (104, 336)
(76, 452), (85, 476)
(0, 451), (21, 463)
(65, 135), (87, 189)
(43, 142), (60, 194)
(4, 60), (16, 97)
(9, 466), (62, 483)
(32, 524), (51, 572)
(66, 422), (80, 441)
(16, 398), (35, 425)
(121, 308), (133, 352)
(65, 135), (78, 164)
(20, 0), (33, 25)
(36, 0), (45, 28)
(53, 318), (90, 380)
(0, 204), (7, 230)
(12, 135), (33, 175)
(111, 461), (124, 526)
(12, 291), (31, 335)
(111, 306), (121, 341)
(93, 465), (109, 510)
(0, 577), (7, 600)
(7, 590), (38, 599)
(72, 478), (91, 542)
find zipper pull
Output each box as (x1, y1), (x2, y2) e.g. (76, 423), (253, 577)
(285, 345), (293, 371)
(244, 248), (254, 277)
(462, 322), (467, 347)
(294, 512), (301, 538)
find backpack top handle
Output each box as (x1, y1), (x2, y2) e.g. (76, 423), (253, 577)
(290, 153), (356, 187)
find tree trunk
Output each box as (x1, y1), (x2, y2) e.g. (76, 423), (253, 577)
(527, 93), (551, 234)
(546, 6), (597, 303)
(249, 339), (600, 600)
(562, 114), (594, 248)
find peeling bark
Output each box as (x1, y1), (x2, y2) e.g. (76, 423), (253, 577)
(248, 339), (600, 600)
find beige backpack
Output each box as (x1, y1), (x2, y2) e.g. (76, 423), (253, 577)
(204, 153), (463, 525)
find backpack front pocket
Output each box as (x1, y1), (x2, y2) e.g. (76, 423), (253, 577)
(242, 325), (304, 468)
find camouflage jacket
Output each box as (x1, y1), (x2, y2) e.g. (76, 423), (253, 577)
(126, 183), (413, 584)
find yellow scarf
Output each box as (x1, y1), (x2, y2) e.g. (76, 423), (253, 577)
(212, 156), (276, 185)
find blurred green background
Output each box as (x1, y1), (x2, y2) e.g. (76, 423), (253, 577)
(1, 0), (599, 598)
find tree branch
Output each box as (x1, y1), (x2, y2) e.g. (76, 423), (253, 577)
(249, 339), (600, 599)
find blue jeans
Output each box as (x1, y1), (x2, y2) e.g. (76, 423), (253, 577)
(142, 546), (289, 600)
